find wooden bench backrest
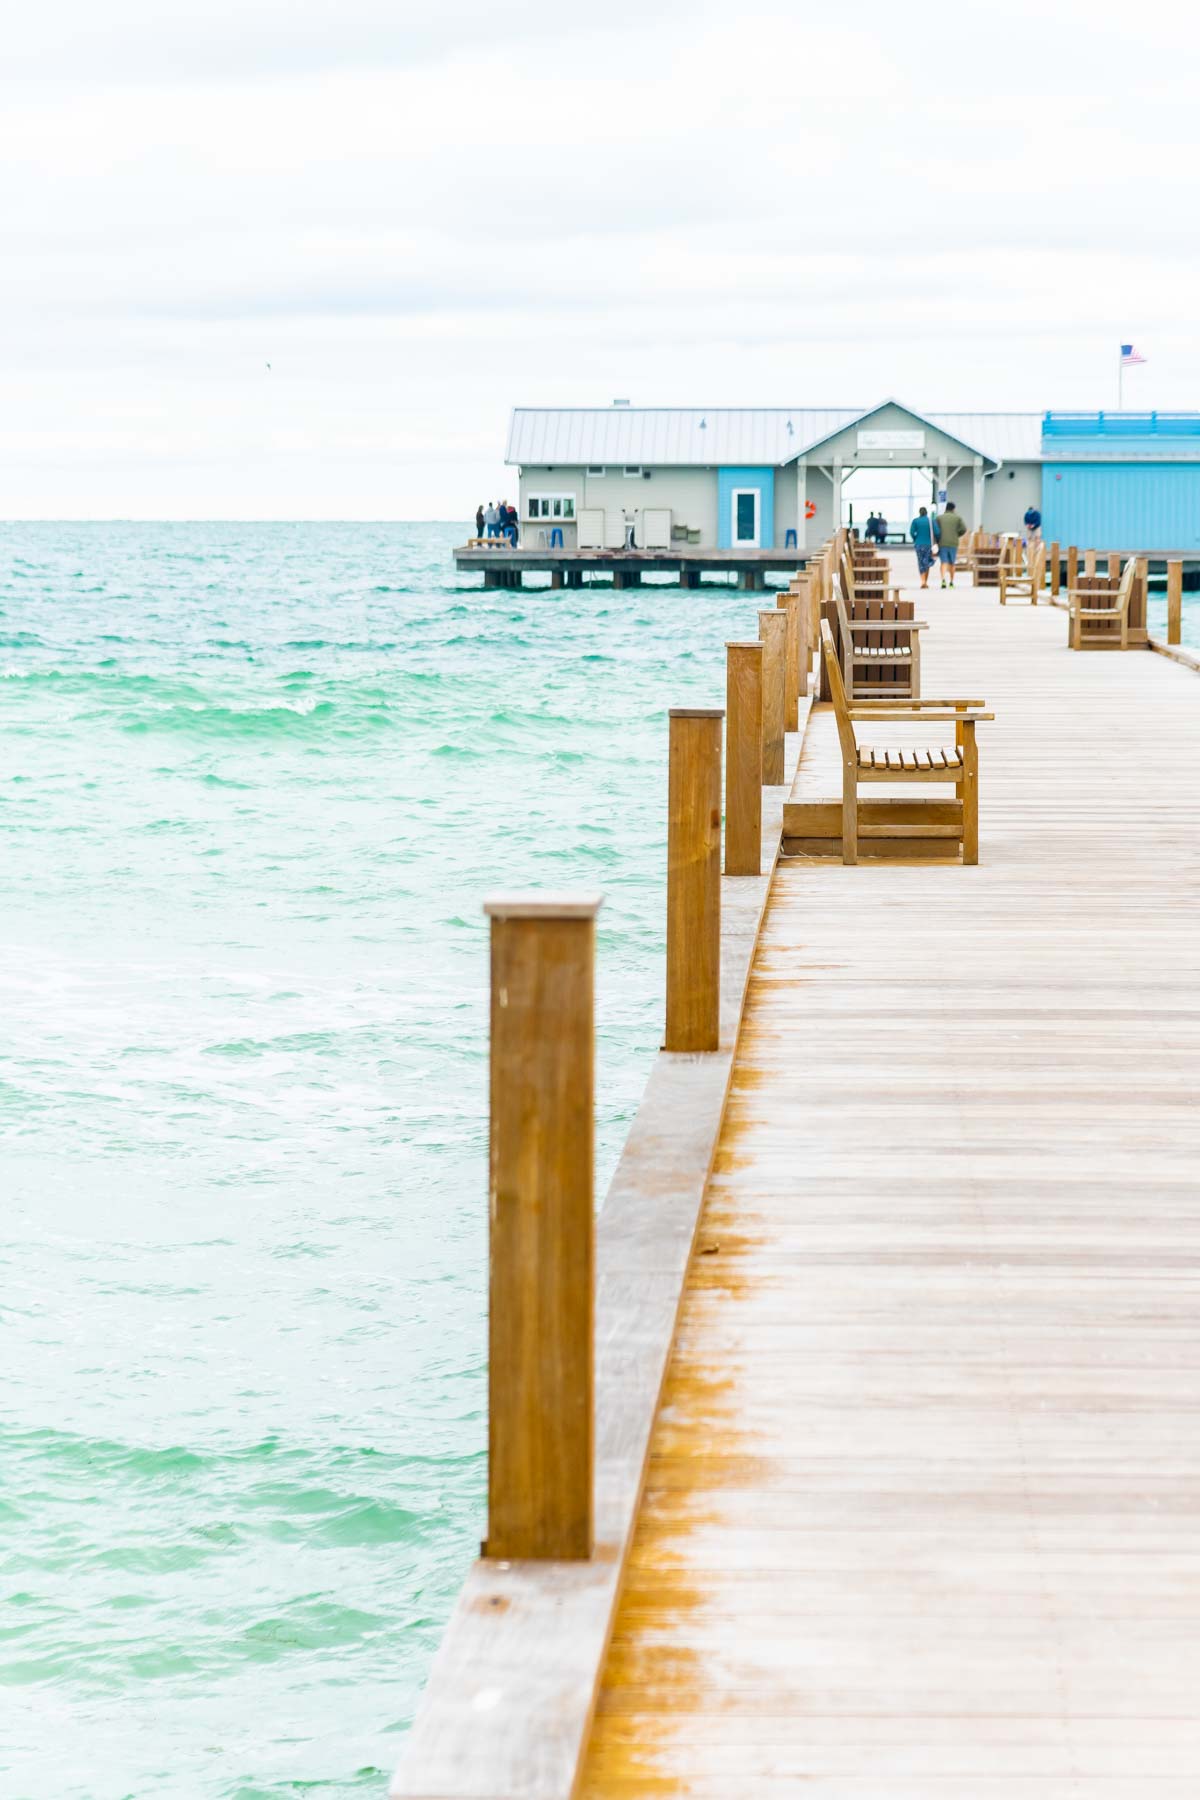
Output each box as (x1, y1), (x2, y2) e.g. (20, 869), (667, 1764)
(820, 620), (858, 767)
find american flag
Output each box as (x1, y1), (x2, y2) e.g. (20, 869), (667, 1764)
(1120, 343), (1147, 365)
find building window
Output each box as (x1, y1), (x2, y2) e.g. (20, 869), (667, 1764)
(623, 465), (643, 478)
(527, 494), (576, 520)
(586, 465), (606, 477)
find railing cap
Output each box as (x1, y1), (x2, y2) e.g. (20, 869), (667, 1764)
(668, 706), (724, 719)
(725, 638), (765, 650)
(484, 894), (603, 919)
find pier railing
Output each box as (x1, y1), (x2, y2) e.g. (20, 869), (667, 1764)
(391, 552), (816, 1800)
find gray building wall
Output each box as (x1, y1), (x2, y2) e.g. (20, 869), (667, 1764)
(982, 462), (1042, 534)
(517, 464), (720, 548)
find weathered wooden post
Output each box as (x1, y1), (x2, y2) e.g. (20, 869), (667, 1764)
(1067, 545), (1079, 592)
(1049, 541), (1061, 597)
(757, 608), (786, 786)
(1167, 560), (1183, 645)
(665, 708), (723, 1053)
(725, 642), (763, 877)
(483, 893), (600, 1562)
(1084, 548), (1097, 577)
(776, 591), (800, 730)
(1108, 552), (1121, 584)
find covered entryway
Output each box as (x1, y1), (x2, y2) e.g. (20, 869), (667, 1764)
(785, 400), (999, 550)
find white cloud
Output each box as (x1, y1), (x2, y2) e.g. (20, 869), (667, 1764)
(0, 0), (1195, 516)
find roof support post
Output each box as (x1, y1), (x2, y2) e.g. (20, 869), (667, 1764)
(972, 457), (984, 532)
(796, 459), (807, 551)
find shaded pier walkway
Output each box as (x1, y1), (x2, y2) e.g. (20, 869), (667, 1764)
(580, 564), (1200, 1794)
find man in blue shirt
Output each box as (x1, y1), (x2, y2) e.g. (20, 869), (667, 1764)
(1023, 505), (1042, 546)
(910, 506), (939, 588)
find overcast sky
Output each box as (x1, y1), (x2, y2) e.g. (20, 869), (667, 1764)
(4, 0), (1196, 519)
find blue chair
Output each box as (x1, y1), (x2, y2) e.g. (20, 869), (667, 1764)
(785, 528), (797, 548)
(549, 526), (564, 548)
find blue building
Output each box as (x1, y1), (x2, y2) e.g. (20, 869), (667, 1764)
(1041, 413), (1200, 551)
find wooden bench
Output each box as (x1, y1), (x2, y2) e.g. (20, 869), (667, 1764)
(834, 590), (926, 700)
(1067, 557), (1137, 650)
(784, 622), (993, 865)
(998, 541), (1046, 606)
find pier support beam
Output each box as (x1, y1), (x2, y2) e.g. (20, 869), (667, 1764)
(680, 569), (700, 590)
(739, 569), (763, 592)
(757, 609), (787, 786)
(483, 894), (599, 1562)
(550, 570), (564, 590)
(665, 709), (723, 1053)
(1168, 559), (1183, 644)
(725, 643), (763, 876)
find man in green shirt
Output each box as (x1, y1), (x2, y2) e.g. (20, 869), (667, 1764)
(937, 502), (968, 588)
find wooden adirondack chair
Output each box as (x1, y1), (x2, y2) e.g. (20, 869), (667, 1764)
(1067, 557), (1137, 650)
(998, 542), (1046, 606)
(834, 589), (926, 700)
(820, 621), (993, 865)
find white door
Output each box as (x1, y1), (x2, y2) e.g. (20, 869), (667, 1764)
(604, 509), (626, 549)
(577, 507), (604, 549)
(731, 488), (760, 548)
(642, 507), (671, 549)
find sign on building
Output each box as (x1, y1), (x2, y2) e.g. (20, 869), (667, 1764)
(858, 429), (925, 452)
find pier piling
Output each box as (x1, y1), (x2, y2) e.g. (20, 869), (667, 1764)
(1168, 559), (1183, 644)
(724, 643), (764, 877)
(776, 591), (801, 730)
(665, 709), (723, 1053)
(482, 894), (600, 1561)
(757, 609), (787, 786)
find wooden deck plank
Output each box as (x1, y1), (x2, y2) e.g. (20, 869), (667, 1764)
(579, 558), (1200, 1795)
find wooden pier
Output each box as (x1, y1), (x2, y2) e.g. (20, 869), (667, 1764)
(455, 544), (806, 590)
(394, 550), (1200, 1799)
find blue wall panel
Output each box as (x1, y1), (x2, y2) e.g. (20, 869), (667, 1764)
(1042, 462), (1200, 550)
(717, 467), (775, 549)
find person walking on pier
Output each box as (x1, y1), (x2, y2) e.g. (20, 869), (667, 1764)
(937, 501), (967, 588)
(910, 505), (938, 587)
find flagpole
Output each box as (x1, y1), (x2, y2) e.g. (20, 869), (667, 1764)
(1118, 349), (1123, 411)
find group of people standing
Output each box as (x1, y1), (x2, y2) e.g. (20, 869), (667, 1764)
(476, 501), (518, 543)
(909, 502), (968, 589)
(864, 511), (889, 545)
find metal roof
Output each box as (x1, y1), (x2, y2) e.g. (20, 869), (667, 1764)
(507, 406), (1045, 468)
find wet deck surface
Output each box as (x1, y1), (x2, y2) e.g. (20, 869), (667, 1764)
(580, 561), (1200, 1796)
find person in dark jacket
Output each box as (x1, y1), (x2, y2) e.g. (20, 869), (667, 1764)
(1023, 504), (1042, 546)
(475, 504), (485, 540)
(877, 513), (888, 545)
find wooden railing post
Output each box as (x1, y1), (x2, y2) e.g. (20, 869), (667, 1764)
(725, 642), (763, 876)
(1067, 545), (1078, 592)
(1167, 559), (1183, 645)
(1107, 551), (1121, 584)
(665, 708), (723, 1053)
(1049, 541), (1060, 597)
(776, 591), (801, 729)
(757, 609), (787, 785)
(483, 894), (600, 1562)
(1084, 548), (1097, 577)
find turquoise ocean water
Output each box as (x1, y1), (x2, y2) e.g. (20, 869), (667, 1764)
(1, 522), (772, 1800)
